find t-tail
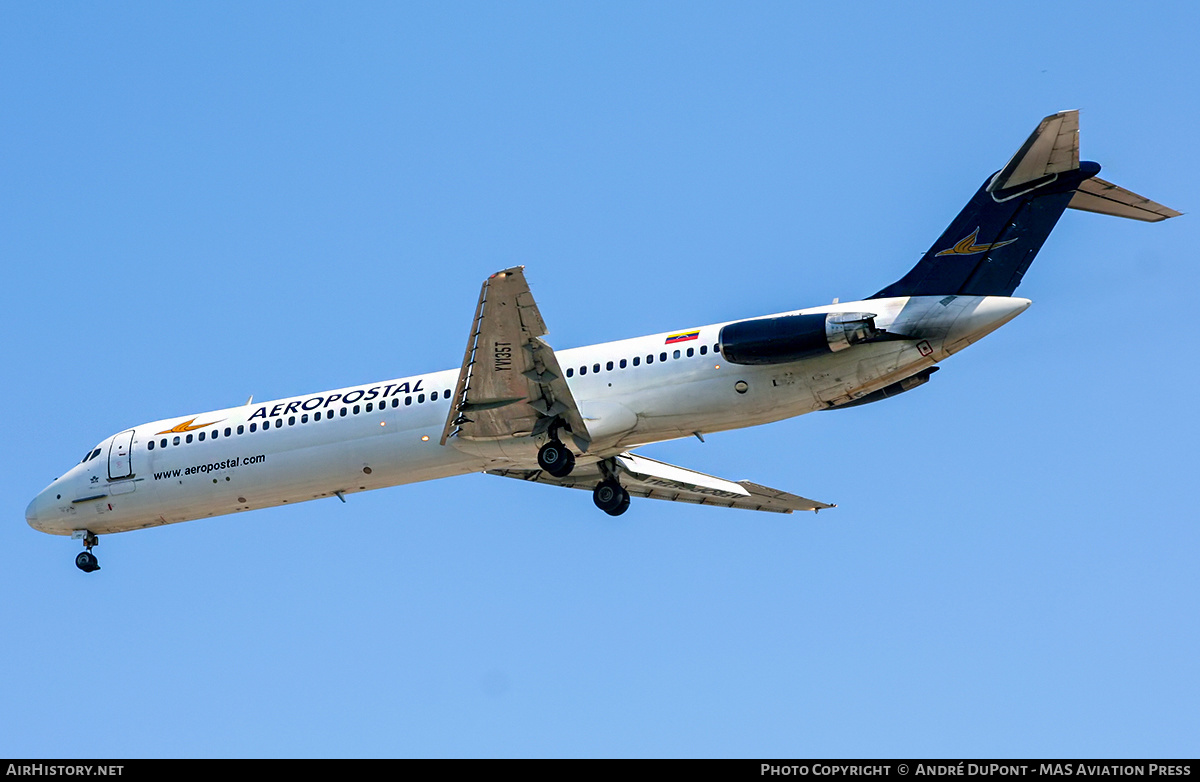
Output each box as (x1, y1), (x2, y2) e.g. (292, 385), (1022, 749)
(871, 110), (1180, 300)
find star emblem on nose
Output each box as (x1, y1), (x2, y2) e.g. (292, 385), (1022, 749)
(90, 476), (99, 484)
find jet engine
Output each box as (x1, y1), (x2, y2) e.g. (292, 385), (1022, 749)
(718, 312), (882, 366)
(826, 367), (939, 410)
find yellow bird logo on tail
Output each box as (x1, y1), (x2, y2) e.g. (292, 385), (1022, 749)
(935, 228), (1017, 256)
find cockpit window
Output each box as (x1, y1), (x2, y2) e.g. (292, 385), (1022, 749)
(81, 447), (102, 464)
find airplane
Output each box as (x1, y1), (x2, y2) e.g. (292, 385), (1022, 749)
(26, 110), (1179, 572)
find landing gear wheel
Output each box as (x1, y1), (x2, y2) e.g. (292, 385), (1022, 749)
(593, 480), (630, 516)
(538, 441), (575, 478)
(75, 551), (100, 573)
(74, 531), (100, 573)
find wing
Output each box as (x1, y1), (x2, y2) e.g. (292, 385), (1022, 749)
(441, 267), (591, 451)
(488, 451), (835, 514)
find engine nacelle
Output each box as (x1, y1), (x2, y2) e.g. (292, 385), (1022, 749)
(826, 367), (939, 410)
(719, 312), (881, 366)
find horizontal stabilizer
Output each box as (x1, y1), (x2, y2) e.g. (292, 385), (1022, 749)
(1067, 176), (1181, 222)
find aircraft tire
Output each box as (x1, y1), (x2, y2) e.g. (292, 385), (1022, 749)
(550, 450), (575, 478)
(538, 441), (574, 477)
(606, 493), (631, 517)
(593, 481), (628, 514)
(75, 551), (99, 573)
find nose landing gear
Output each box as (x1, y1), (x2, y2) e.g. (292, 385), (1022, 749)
(72, 531), (100, 573)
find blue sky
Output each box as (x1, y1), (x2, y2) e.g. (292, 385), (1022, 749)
(2, 2), (1197, 758)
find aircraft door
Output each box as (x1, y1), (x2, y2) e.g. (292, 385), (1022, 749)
(108, 429), (135, 480)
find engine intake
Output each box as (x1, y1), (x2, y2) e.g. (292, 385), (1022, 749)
(719, 312), (882, 366)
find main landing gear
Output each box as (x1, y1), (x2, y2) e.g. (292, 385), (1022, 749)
(73, 531), (100, 573)
(537, 436), (629, 517)
(537, 439), (576, 478)
(593, 480), (630, 517)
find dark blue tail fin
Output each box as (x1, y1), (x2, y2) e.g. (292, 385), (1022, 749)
(872, 111), (1096, 299)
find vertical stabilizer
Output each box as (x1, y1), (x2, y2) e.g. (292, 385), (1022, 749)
(871, 111), (1119, 299)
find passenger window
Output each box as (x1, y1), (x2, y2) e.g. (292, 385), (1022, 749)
(173, 436), (181, 446)
(445, 389), (451, 397)
(418, 393), (426, 403)
(211, 430), (218, 440)
(391, 399), (399, 408)
(341, 408), (348, 417)
(186, 434), (193, 444)
(225, 427), (232, 436)
(673, 350), (680, 359)
(700, 345), (707, 356)
(580, 366), (587, 375)
(633, 356), (640, 366)
(249, 424), (257, 433)
(405, 396), (412, 406)
(593, 363), (600, 373)
(687, 347), (694, 357)
(147, 440), (154, 451)
(198, 431), (206, 441)
(353, 405), (360, 415)
(619, 359), (627, 369)
(606, 361), (613, 371)
(288, 416), (296, 425)
(237, 425), (245, 435)
(302, 414), (309, 423)
(660, 352), (667, 362)
(365, 402), (373, 412)
(431, 391), (439, 401)
(160, 438), (168, 449)
(646, 355), (654, 364)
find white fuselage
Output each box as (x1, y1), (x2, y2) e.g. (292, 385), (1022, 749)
(26, 295), (1028, 536)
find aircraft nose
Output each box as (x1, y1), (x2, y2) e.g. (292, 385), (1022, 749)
(25, 494), (41, 530)
(946, 296), (1031, 348)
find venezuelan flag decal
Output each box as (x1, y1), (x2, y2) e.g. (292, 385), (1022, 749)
(935, 227), (1017, 257)
(665, 330), (700, 345)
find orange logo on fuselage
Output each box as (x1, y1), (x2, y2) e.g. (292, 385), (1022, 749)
(156, 418), (223, 435)
(935, 228), (1017, 257)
